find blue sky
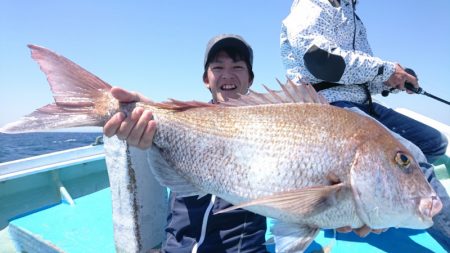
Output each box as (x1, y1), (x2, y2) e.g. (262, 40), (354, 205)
(0, 0), (449, 129)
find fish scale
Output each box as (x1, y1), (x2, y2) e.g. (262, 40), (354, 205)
(151, 103), (372, 196)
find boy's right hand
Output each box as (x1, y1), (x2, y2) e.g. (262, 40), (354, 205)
(103, 87), (156, 150)
(336, 225), (387, 237)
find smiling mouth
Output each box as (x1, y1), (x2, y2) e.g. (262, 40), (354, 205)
(221, 84), (237, 91)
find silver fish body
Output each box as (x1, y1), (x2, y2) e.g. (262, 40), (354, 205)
(148, 102), (440, 231)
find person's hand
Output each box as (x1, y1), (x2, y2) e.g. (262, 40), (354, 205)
(336, 225), (388, 237)
(385, 63), (418, 94)
(103, 87), (156, 149)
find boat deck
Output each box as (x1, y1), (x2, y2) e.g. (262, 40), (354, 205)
(7, 188), (114, 253)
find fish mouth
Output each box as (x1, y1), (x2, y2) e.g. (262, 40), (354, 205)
(418, 195), (442, 219)
(220, 84), (238, 91)
(397, 195), (443, 229)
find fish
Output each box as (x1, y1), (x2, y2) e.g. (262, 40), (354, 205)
(0, 45), (443, 253)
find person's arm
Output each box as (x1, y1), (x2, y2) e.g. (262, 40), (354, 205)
(336, 225), (387, 237)
(281, 0), (396, 86)
(103, 87), (156, 149)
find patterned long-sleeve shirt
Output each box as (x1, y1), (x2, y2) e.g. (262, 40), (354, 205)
(280, 0), (396, 103)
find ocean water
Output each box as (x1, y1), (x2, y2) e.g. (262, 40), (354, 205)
(0, 132), (102, 163)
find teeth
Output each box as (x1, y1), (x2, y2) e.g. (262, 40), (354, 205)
(221, 84), (237, 90)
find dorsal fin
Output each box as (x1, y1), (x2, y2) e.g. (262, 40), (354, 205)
(222, 79), (329, 107)
(147, 79), (327, 112)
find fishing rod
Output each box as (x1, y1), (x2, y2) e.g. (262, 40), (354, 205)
(382, 68), (450, 106)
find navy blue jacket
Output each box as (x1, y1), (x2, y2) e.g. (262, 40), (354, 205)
(163, 193), (268, 253)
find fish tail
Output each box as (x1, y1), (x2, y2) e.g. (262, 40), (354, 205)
(0, 45), (117, 133)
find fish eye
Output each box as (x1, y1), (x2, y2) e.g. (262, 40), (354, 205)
(395, 152), (411, 170)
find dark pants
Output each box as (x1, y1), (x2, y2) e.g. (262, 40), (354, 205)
(332, 101), (449, 250)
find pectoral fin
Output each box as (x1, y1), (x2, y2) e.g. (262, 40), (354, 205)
(216, 183), (344, 216)
(147, 146), (204, 197)
(272, 221), (320, 253)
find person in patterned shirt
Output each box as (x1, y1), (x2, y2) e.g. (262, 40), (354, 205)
(280, 0), (449, 249)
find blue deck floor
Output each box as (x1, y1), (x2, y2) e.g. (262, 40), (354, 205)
(8, 182), (450, 253)
(265, 224), (447, 253)
(9, 188), (115, 253)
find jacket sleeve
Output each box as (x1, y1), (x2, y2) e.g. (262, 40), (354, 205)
(280, 0), (395, 86)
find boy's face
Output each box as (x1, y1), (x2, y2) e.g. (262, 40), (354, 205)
(204, 50), (252, 103)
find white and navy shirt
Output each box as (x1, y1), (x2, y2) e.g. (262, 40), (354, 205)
(163, 193), (268, 253)
(280, 0), (396, 103)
